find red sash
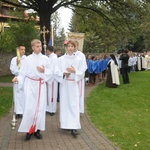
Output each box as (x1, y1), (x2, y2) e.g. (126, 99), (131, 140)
(27, 77), (44, 134)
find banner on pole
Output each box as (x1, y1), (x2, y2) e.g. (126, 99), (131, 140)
(48, 24), (54, 46)
(67, 32), (85, 52)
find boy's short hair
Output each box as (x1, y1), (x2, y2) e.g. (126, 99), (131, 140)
(54, 48), (61, 53)
(47, 46), (54, 52)
(66, 40), (76, 48)
(31, 39), (41, 46)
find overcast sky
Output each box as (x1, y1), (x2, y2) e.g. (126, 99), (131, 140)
(27, 7), (72, 34)
(57, 8), (72, 33)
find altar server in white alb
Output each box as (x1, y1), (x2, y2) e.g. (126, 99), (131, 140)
(54, 40), (86, 138)
(12, 39), (53, 141)
(10, 45), (26, 118)
(74, 41), (87, 113)
(46, 46), (58, 116)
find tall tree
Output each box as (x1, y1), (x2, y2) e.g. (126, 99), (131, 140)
(140, 2), (150, 51)
(0, 0), (80, 46)
(69, 0), (146, 53)
(0, 0), (146, 49)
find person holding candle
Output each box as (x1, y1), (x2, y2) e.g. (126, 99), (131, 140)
(10, 45), (26, 118)
(54, 40), (86, 138)
(12, 39), (53, 141)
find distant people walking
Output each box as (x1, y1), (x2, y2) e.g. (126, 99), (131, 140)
(12, 39), (53, 141)
(106, 54), (120, 88)
(119, 49), (130, 84)
(10, 45), (26, 118)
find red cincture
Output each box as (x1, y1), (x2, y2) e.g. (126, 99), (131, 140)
(27, 77), (44, 134)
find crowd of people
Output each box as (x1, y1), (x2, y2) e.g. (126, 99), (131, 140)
(10, 39), (87, 141)
(10, 39), (150, 141)
(85, 49), (150, 88)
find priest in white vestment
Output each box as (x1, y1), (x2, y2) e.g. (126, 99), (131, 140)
(46, 46), (58, 116)
(12, 39), (53, 141)
(54, 40), (85, 137)
(10, 45), (26, 117)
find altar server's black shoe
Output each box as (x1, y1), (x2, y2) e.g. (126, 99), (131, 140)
(16, 114), (22, 118)
(50, 112), (55, 116)
(57, 98), (59, 102)
(25, 133), (32, 141)
(34, 130), (42, 139)
(71, 129), (78, 138)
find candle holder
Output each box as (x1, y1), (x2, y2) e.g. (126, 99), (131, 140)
(10, 114), (17, 130)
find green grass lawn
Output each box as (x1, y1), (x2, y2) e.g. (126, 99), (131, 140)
(0, 87), (13, 119)
(0, 75), (13, 83)
(86, 71), (150, 150)
(0, 75), (13, 119)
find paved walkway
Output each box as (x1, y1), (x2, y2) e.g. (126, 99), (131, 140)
(0, 82), (120, 150)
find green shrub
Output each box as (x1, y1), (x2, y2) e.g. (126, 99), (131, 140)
(0, 20), (39, 52)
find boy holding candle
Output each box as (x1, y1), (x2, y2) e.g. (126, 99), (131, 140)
(10, 45), (26, 118)
(12, 39), (53, 141)
(54, 40), (85, 137)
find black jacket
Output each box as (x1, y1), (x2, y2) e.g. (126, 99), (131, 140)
(119, 53), (129, 68)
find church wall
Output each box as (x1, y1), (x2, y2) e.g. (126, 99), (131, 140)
(0, 52), (15, 76)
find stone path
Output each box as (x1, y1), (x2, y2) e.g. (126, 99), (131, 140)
(0, 82), (120, 150)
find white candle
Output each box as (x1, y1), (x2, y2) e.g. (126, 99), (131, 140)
(16, 48), (21, 69)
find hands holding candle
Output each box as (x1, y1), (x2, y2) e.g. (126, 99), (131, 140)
(63, 66), (76, 78)
(66, 65), (76, 73)
(12, 77), (18, 83)
(63, 72), (70, 78)
(37, 65), (45, 73)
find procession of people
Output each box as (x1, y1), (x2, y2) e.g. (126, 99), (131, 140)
(85, 49), (150, 88)
(11, 39), (87, 140)
(10, 38), (150, 141)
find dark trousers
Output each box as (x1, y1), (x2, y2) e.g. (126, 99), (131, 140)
(121, 67), (129, 84)
(57, 83), (60, 102)
(89, 73), (97, 84)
